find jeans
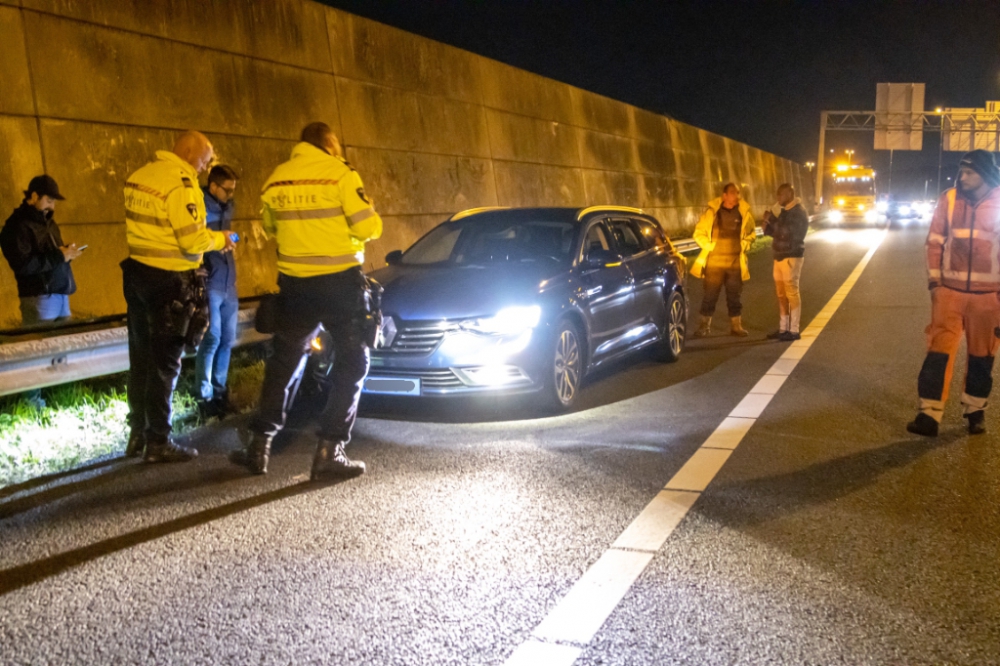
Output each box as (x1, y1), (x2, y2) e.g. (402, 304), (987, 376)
(252, 268), (370, 444)
(20, 294), (71, 325)
(122, 258), (189, 441)
(700, 265), (743, 317)
(773, 257), (804, 333)
(195, 287), (239, 400)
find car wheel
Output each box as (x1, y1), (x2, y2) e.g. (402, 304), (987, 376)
(543, 319), (584, 412)
(654, 291), (686, 363)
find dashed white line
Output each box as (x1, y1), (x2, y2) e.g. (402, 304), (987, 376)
(504, 231), (886, 665)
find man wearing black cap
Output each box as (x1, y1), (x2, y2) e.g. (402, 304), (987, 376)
(1, 175), (82, 328)
(908, 149), (1000, 437)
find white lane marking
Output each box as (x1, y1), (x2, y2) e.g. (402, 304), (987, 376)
(729, 392), (775, 418)
(750, 374), (788, 395)
(533, 549), (655, 644)
(611, 490), (701, 551)
(505, 640), (582, 666)
(663, 448), (733, 491)
(504, 231), (887, 665)
(701, 416), (756, 449)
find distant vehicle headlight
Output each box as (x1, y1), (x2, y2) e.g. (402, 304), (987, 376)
(915, 202), (931, 215)
(900, 205), (912, 216)
(864, 209), (879, 223)
(837, 198), (846, 206)
(828, 210), (844, 223)
(461, 305), (541, 335)
(876, 201), (888, 213)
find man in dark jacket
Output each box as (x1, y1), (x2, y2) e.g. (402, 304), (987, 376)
(761, 183), (809, 341)
(194, 164), (239, 418)
(0, 175), (82, 327)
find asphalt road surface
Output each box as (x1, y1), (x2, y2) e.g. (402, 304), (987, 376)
(2, 227), (998, 665)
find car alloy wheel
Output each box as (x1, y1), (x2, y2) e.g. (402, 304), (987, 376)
(655, 291), (686, 363)
(548, 320), (582, 410)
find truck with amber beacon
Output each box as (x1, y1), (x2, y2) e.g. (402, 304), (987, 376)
(820, 164), (885, 226)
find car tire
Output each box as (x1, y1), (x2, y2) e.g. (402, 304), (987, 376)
(654, 291), (686, 363)
(542, 318), (584, 412)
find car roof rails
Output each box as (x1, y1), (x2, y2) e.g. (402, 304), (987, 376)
(576, 205), (645, 220)
(449, 206), (511, 221)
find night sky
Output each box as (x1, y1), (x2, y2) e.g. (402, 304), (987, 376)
(322, 0), (1000, 197)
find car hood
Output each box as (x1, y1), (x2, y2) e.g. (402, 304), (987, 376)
(370, 263), (564, 321)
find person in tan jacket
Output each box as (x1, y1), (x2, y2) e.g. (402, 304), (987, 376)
(908, 150), (1000, 437)
(690, 183), (756, 337)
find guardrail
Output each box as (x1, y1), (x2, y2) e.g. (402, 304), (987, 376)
(0, 309), (269, 398)
(0, 229), (764, 397)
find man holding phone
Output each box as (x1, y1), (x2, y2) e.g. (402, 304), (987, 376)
(0, 175), (81, 329)
(195, 164), (240, 419)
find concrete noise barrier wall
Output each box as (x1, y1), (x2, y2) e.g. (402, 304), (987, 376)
(0, 0), (805, 326)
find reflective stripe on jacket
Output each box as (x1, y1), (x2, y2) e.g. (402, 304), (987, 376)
(260, 142), (383, 278)
(690, 197), (756, 281)
(927, 186), (1000, 292)
(124, 150), (226, 272)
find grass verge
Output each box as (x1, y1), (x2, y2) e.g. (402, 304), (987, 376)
(0, 345), (267, 488)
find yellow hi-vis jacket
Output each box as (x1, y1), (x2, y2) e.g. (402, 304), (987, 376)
(124, 150), (227, 272)
(690, 197), (756, 282)
(260, 142), (383, 278)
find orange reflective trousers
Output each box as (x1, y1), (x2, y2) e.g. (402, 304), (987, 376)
(917, 287), (1000, 421)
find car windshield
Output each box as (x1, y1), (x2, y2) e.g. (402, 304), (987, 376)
(832, 179), (875, 197)
(401, 218), (577, 266)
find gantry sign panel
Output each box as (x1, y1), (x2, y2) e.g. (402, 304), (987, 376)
(875, 83), (924, 151)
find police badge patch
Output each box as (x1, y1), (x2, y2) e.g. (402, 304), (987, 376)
(356, 188), (370, 205)
(186, 203), (198, 219)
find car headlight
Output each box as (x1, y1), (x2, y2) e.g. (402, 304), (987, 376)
(864, 209), (878, 223)
(876, 201), (888, 213)
(828, 210), (844, 223)
(900, 205), (911, 216)
(461, 305), (541, 335)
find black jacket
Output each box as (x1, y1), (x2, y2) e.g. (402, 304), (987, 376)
(764, 202), (809, 261)
(0, 203), (76, 297)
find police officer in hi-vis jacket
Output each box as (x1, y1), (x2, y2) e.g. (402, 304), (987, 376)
(230, 122), (382, 480)
(122, 131), (236, 462)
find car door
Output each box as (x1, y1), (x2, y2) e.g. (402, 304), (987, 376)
(606, 218), (663, 346)
(575, 220), (636, 363)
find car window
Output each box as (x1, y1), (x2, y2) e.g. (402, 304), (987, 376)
(608, 219), (647, 257)
(634, 219), (667, 248)
(402, 218), (576, 266)
(581, 223), (611, 260)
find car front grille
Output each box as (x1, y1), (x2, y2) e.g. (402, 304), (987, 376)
(382, 322), (455, 355)
(368, 367), (463, 388)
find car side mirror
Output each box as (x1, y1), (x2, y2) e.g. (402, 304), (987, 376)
(585, 248), (621, 269)
(385, 250), (403, 266)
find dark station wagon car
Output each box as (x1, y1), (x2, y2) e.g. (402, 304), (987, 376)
(353, 206), (689, 411)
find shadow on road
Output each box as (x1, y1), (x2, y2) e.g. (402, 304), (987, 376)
(697, 431), (964, 528)
(0, 477), (337, 597)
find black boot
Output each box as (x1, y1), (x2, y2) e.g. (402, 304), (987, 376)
(311, 440), (366, 481)
(966, 410), (986, 435)
(906, 413), (939, 437)
(229, 431), (272, 475)
(124, 430), (145, 458)
(143, 437), (198, 463)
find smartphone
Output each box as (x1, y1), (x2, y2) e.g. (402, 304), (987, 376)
(77, 244), (89, 251)
(228, 233), (239, 243)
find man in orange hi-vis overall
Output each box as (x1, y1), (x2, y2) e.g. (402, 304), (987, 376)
(908, 150), (1000, 437)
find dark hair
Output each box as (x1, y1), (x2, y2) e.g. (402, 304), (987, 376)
(301, 122), (334, 150)
(777, 183), (794, 196)
(208, 164), (238, 186)
(722, 182), (739, 195)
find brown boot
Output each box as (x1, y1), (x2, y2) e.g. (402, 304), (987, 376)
(124, 429), (145, 458)
(311, 440), (366, 481)
(730, 316), (749, 337)
(692, 315), (712, 338)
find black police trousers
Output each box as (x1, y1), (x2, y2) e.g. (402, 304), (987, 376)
(252, 267), (370, 444)
(122, 258), (189, 441)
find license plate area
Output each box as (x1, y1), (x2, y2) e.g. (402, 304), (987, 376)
(363, 376), (421, 396)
